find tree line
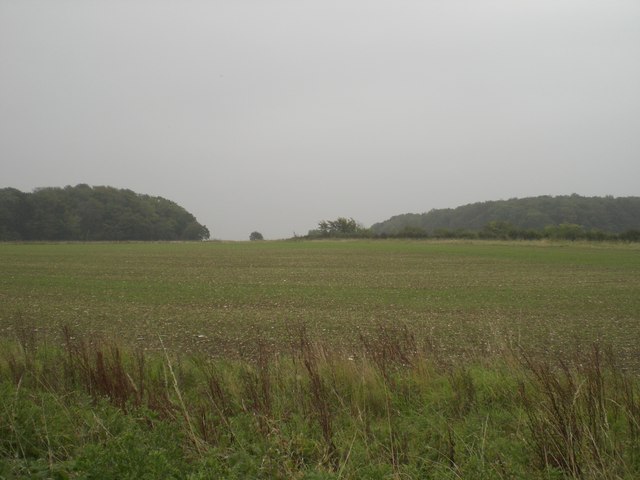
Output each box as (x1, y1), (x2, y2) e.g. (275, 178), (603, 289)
(0, 185), (210, 241)
(371, 194), (640, 236)
(305, 217), (640, 242)
(377, 220), (640, 242)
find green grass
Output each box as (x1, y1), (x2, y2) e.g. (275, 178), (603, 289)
(1, 240), (639, 365)
(1, 331), (638, 479)
(1, 238), (640, 478)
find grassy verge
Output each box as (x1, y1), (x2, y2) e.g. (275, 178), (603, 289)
(1, 326), (638, 479)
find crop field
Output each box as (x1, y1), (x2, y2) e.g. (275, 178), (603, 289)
(2, 239), (639, 366)
(2, 239), (640, 478)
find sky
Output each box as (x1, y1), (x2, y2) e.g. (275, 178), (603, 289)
(1, 0), (639, 240)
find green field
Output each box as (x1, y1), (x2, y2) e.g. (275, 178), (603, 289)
(2, 239), (639, 365)
(2, 240), (640, 479)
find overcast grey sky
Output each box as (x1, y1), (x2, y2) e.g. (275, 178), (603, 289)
(1, 0), (639, 240)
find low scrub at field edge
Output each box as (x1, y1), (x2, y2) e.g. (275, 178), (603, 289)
(1, 325), (639, 479)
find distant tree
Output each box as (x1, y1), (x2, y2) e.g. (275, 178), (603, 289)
(310, 217), (370, 238)
(183, 222), (211, 241)
(544, 223), (585, 241)
(480, 221), (516, 240)
(249, 231), (264, 241)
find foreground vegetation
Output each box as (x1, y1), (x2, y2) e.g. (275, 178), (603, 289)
(1, 240), (639, 478)
(2, 327), (639, 479)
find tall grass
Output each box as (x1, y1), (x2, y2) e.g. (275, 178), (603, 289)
(519, 345), (640, 478)
(1, 326), (639, 479)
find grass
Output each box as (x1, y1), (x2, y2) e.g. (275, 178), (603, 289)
(1, 239), (639, 478)
(1, 240), (639, 365)
(0, 327), (639, 478)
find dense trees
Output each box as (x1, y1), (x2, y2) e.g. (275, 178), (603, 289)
(0, 185), (210, 241)
(306, 220), (639, 242)
(371, 195), (640, 236)
(301, 196), (640, 242)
